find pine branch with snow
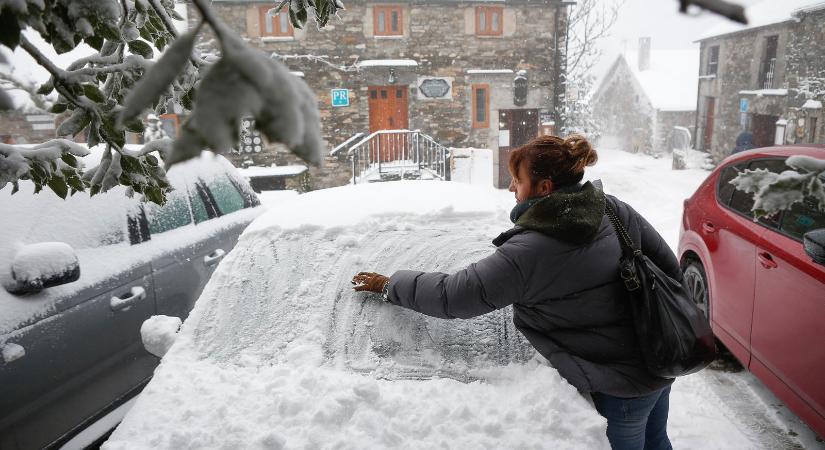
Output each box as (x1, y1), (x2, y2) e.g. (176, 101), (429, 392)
(730, 155), (825, 218)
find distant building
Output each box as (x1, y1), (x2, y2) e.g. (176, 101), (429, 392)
(0, 111), (57, 145)
(592, 38), (699, 155)
(694, 0), (825, 162)
(198, 0), (572, 188)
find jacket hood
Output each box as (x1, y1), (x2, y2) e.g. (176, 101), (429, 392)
(513, 181), (606, 245)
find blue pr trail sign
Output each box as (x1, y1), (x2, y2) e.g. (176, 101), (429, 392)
(331, 89), (350, 107)
(739, 98), (749, 113)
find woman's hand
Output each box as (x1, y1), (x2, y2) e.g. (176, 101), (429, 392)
(352, 272), (389, 293)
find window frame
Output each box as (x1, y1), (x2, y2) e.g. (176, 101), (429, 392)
(203, 174), (248, 216)
(145, 192), (195, 236)
(259, 5), (293, 38)
(706, 45), (719, 76)
(373, 5), (403, 36)
(471, 84), (490, 129)
(475, 6), (504, 37)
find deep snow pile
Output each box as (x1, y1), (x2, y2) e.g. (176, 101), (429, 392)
(107, 149), (771, 448)
(105, 181), (609, 449)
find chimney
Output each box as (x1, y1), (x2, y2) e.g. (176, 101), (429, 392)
(638, 37), (651, 71)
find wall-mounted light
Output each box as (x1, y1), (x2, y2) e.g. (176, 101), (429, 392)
(388, 68), (397, 84)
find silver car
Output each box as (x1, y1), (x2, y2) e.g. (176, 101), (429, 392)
(0, 149), (262, 449)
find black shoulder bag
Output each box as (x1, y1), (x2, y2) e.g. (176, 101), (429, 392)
(605, 201), (717, 378)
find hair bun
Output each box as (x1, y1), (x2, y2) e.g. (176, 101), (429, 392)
(564, 134), (598, 170)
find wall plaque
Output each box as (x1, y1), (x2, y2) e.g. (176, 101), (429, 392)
(417, 77), (453, 100)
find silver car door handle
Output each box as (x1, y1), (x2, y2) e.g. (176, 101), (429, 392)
(110, 286), (147, 312)
(204, 249), (226, 267)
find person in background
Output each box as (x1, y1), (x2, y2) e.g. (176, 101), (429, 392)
(143, 113), (168, 143)
(352, 134), (680, 450)
(731, 131), (754, 154)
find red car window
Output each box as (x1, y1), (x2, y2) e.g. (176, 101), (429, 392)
(726, 158), (787, 229)
(780, 196), (825, 241)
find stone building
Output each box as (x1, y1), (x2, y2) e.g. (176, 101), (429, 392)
(0, 111), (57, 144)
(197, 0), (571, 189)
(591, 38), (698, 155)
(694, 0), (825, 163)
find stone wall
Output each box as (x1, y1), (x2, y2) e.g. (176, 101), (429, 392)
(696, 23), (790, 162)
(784, 8), (825, 145)
(196, 0), (564, 190)
(655, 110), (695, 152)
(0, 111), (57, 144)
(696, 10), (825, 163)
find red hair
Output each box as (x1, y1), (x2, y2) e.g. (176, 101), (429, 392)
(508, 134), (598, 187)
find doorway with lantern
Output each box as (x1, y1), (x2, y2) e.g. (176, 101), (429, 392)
(497, 109), (539, 187)
(368, 85), (409, 162)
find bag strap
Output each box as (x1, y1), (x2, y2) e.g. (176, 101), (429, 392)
(605, 200), (643, 291)
(604, 200), (639, 256)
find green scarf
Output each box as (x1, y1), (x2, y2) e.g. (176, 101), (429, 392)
(509, 181), (607, 245)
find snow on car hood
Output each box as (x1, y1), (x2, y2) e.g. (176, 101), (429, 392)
(106, 181), (609, 449)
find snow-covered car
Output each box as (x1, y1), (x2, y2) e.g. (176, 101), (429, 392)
(103, 181), (610, 449)
(0, 148), (263, 449)
(677, 146), (825, 438)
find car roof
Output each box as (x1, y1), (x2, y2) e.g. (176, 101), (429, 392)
(720, 145), (825, 167)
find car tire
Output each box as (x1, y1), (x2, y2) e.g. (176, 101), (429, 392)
(683, 261), (709, 320)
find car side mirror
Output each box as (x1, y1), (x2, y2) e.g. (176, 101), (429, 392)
(803, 229), (825, 266)
(6, 243), (80, 294)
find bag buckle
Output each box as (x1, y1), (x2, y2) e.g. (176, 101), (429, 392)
(621, 267), (641, 291)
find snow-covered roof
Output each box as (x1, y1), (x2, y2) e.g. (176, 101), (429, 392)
(616, 49), (700, 112)
(802, 99), (823, 109)
(697, 0), (824, 41)
(739, 88), (789, 96)
(466, 69), (514, 75)
(238, 165), (308, 178)
(355, 59), (418, 68)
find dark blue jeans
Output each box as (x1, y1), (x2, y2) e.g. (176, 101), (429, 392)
(591, 386), (673, 450)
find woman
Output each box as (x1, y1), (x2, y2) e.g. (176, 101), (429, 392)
(352, 134), (681, 450)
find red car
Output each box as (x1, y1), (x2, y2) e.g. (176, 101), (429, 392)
(678, 145), (825, 438)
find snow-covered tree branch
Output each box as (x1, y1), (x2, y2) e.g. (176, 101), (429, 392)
(730, 155), (825, 218)
(0, 0), (338, 204)
(561, 0), (623, 137)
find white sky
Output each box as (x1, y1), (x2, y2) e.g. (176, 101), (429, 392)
(592, 0), (764, 80)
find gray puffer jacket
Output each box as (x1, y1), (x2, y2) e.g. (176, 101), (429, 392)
(386, 181), (679, 398)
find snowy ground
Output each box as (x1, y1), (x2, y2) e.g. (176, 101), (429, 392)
(106, 148), (823, 449)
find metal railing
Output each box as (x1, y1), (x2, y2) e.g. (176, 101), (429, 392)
(346, 130), (450, 184)
(329, 132), (365, 156)
(762, 58), (776, 89)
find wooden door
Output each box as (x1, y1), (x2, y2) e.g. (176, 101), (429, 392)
(752, 114), (778, 148)
(497, 109), (538, 187)
(510, 109), (539, 148)
(368, 86), (409, 162)
(703, 97), (715, 151)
